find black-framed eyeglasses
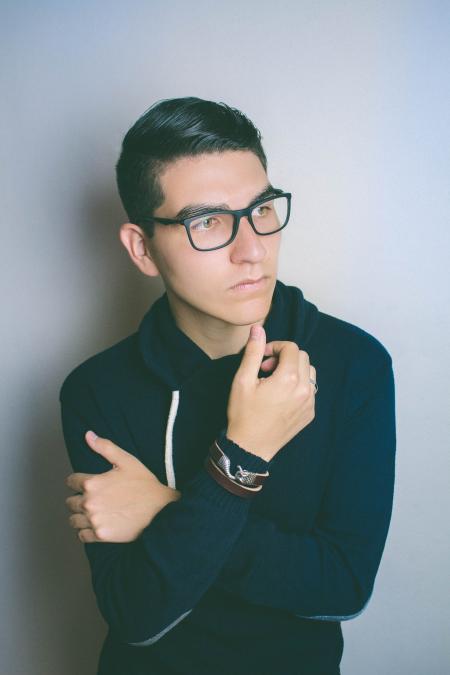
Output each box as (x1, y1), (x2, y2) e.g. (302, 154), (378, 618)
(141, 191), (292, 251)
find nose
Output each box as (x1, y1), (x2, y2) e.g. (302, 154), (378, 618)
(229, 215), (266, 261)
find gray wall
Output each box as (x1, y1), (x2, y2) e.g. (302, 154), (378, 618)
(1, 2), (449, 673)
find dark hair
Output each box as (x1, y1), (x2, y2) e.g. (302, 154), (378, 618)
(115, 96), (267, 238)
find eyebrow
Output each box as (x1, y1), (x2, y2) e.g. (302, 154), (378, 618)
(172, 184), (284, 221)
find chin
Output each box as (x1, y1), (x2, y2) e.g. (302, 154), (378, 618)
(227, 295), (272, 324)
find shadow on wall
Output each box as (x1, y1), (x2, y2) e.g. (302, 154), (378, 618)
(76, 177), (164, 345)
(23, 184), (163, 674)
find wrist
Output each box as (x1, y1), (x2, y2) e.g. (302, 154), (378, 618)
(204, 453), (265, 499)
(220, 428), (271, 469)
(224, 428), (275, 463)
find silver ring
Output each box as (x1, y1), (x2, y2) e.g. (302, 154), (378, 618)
(309, 377), (318, 394)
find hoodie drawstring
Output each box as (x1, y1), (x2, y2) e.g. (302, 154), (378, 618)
(164, 390), (180, 489)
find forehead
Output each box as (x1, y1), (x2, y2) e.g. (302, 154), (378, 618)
(156, 150), (268, 211)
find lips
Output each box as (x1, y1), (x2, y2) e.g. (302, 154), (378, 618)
(231, 276), (265, 288)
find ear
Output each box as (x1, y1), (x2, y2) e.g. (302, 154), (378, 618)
(119, 222), (161, 278)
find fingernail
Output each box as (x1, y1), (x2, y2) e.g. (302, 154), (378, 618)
(250, 325), (263, 339)
(86, 430), (98, 442)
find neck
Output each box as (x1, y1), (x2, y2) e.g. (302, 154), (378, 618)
(166, 291), (273, 360)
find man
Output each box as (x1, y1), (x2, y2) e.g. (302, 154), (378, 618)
(59, 96), (396, 675)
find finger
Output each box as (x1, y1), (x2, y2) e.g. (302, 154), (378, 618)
(301, 363), (316, 396)
(69, 513), (91, 530)
(65, 494), (84, 513)
(260, 341), (280, 372)
(77, 528), (101, 544)
(235, 325), (267, 383)
(309, 365), (317, 394)
(65, 472), (95, 492)
(263, 340), (277, 357)
(297, 350), (311, 387)
(264, 342), (274, 356)
(84, 431), (132, 468)
(264, 341), (303, 382)
(260, 356), (277, 372)
(264, 341), (314, 390)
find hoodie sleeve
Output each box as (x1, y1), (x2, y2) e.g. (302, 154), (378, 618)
(59, 374), (267, 646)
(212, 352), (396, 621)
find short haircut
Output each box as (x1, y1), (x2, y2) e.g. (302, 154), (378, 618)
(115, 96), (268, 238)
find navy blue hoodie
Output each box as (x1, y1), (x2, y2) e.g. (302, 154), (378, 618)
(59, 278), (396, 675)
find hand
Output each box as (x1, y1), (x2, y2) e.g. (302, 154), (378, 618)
(65, 431), (181, 543)
(226, 325), (317, 462)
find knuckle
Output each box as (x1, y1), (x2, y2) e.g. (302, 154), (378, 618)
(83, 499), (94, 515)
(234, 373), (249, 389)
(90, 513), (100, 529)
(283, 370), (298, 385)
(83, 477), (97, 493)
(94, 527), (106, 541)
(74, 498), (85, 514)
(297, 383), (310, 398)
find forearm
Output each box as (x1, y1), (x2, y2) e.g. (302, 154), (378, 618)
(60, 390), (267, 645)
(85, 469), (251, 644)
(214, 510), (391, 619)
(214, 358), (396, 620)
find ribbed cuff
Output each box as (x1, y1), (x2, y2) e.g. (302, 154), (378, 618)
(182, 465), (253, 514)
(215, 428), (270, 474)
(177, 430), (270, 511)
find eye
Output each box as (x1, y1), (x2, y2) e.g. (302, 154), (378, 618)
(190, 216), (218, 231)
(253, 203), (272, 217)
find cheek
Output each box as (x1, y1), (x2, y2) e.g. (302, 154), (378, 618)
(168, 252), (224, 297)
(271, 231), (282, 251)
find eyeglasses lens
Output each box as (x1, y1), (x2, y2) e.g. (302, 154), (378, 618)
(189, 195), (289, 250)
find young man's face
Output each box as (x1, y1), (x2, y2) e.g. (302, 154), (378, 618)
(121, 150), (283, 356)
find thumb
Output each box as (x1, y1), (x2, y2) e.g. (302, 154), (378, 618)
(84, 430), (130, 468)
(237, 324), (266, 381)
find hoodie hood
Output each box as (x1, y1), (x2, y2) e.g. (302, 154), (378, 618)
(138, 278), (320, 392)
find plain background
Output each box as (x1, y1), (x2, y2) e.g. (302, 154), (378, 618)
(1, 1), (449, 674)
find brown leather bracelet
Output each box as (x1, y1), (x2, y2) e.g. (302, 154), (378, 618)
(203, 455), (263, 499)
(209, 439), (269, 488)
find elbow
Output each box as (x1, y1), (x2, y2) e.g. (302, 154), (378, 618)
(92, 570), (193, 645)
(295, 587), (373, 623)
(103, 608), (194, 647)
(125, 609), (193, 647)
(317, 591), (373, 622)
